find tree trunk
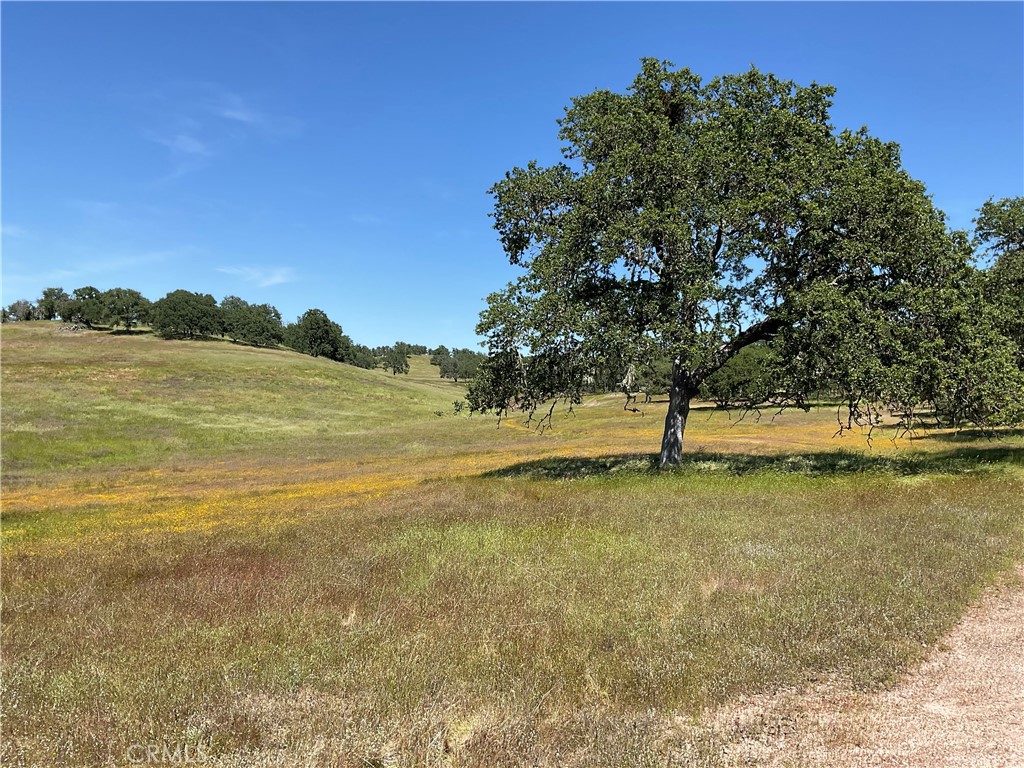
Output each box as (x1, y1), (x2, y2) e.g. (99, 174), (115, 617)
(659, 363), (691, 467)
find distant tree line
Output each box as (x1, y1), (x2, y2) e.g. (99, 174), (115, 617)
(2, 286), (432, 374)
(4, 286), (154, 331)
(428, 346), (486, 382)
(575, 345), (770, 408)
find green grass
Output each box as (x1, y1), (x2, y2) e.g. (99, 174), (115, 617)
(2, 322), (1022, 766)
(1, 324), (466, 479)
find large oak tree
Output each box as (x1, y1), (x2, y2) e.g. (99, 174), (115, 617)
(469, 60), (1020, 465)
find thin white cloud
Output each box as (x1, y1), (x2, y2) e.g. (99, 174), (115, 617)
(143, 129), (213, 184)
(418, 178), (458, 201)
(141, 83), (300, 183)
(85, 249), (179, 274)
(170, 134), (211, 156)
(217, 266), (297, 287)
(68, 199), (121, 217)
(146, 131), (211, 157)
(1, 224), (30, 238)
(206, 87), (302, 135)
(2, 249), (182, 292)
(221, 106), (261, 124)
(66, 199), (171, 228)
(215, 92), (264, 125)
(7, 267), (79, 284)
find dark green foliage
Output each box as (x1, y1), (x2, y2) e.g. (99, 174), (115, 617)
(976, 197), (1024, 258)
(150, 290), (220, 338)
(977, 197), (1024, 368)
(56, 298), (79, 323)
(472, 59), (1024, 463)
(3, 300), (38, 323)
(375, 341), (430, 374)
(595, 354), (673, 400)
(439, 354), (458, 380)
(380, 344), (411, 376)
(468, 348), (588, 428)
(281, 309), (378, 368)
(429, 346), (487, 382)
(12, 280), (383, 369)
(762, 241), (1024, 432)
(699, 345), (771, 408)
(220, 296), (284, 348)
(451, 349), (485, 382)
(346, 343), (377, 370)
(284, 309), (348, 360)
(37, 288), (69, 321)
(102, 288), (151, 332)
(429, 346), (450, 367)
(918, 265), (1024, 429)
(65, 287), (106, 328)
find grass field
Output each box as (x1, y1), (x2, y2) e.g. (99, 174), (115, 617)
(2, 322), (1022, 767)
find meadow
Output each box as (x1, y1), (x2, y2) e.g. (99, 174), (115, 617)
(2, 322), (1022, 767)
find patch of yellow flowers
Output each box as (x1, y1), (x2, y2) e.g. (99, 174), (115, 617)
(1, 410), (908, 555)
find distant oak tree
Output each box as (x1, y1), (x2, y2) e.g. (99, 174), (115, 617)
(285, 308), (347, 360)
(150, 290), (221, 338)
(382, 345), (411, 376)
(3, 300), (38, 323)
(103, 288), (151, 332)
(37, 288), (69, 321)
(220, 296), (284, 348)
(429, 346), (486, 382)
(68, 286), (106, 328)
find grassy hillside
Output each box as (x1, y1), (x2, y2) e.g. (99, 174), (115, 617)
(1, 324), (462, 479)
(2, 322), (1022, 767)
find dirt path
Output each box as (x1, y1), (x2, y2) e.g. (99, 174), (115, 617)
(830, 564), (1024, 767)
(709, 565), (1024, 767)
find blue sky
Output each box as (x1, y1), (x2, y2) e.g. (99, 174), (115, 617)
(3, 2), (1022, 349)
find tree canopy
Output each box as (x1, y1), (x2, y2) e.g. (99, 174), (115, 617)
(380, 343), (411, 376)
(220, 296), (284, 348)
(978, 197), (1024, 368)
(284, 309), (348, 360)
(469, 60), (1023, 465)
(2, 284), (384, 372)
(69, 286), (106, 327)
(699, 344), (771, 409)
(103, 288), (151, 332)
(430, 346), (486, 382)
(37, 288), (69, 321)
(3, 299), (38, 323)
(150, 290), (221, 338)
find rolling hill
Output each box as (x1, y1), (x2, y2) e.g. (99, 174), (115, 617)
(2, 321), (1022, 767)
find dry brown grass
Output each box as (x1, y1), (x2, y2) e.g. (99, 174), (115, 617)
(2, 323), (1022, 767)
(665, 565), (1024, 768)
